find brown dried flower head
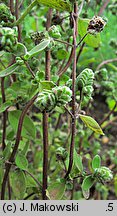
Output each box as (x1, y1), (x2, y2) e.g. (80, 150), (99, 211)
(87, 16), (106, 35)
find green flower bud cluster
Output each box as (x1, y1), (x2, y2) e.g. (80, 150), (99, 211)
(15, 57), (24, 66)
(0, 3), (15, 26)
(53, 86), (72, 106)
(48, 25), (61, 39)
(0, 27), (17, 52)
(35, 90), (56, 112)
(35, 86), (72, 112)
(94, 167), (113, 182)
(56, 147), (68, 161)
(76, 68), (94, 98)
(32, 71), (44, 85)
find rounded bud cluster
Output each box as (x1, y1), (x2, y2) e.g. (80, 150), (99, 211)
(0, 27), (17, 52)
(94, 166), (113, 182)
(53, 86), (72, 106)
(48, 25), (61, 39)
(35, 86), (72, 112)
(56, 147), (68, 161)
(0, 3), (15, 26)
(35, 90), (56, 112)
(76, 68), (94, 98)
(15, 57), (24, 65)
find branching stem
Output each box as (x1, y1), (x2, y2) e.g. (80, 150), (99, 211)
(1, 95), (37, 200)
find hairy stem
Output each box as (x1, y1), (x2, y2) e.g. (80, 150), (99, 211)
(42, 111), (49, 200)
(42, 8), (52, 200)
(1, 78), (6, 151)
(9, 0), (14, 14)
(65, 3), (77, 179)
(1, 95), (37, 200)
(15, 0), (21, 42)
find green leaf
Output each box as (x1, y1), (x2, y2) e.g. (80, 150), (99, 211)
(3, 142), (12, 160)
(46, 181), (66, 200)
(78, 18), (101, 48)
(79, 114), (104, 135)
(82, 175), (95, 191)
(26, 39), (50, 59)
(92, 155), (101, 170)
(51, 75), (59, 83)
(10, 170), (26, 199)
(106, 99), (117, 111)
(0, 101), (12, 113)
(15, 152), (28, 170)
(56, 49), (68, 60)
(22, 142), (29, 155)
(0, 63), (19, 77)
(13, 43), (27, 56)
(37, 0), (71, 12)
(39, 80), (56, 91)
(74, 149), (83, 173)
(25, 173), (37, 187)
(8, 110), (36, 139)
(82, 189), (90, 200)
(60, 74), (70, 83)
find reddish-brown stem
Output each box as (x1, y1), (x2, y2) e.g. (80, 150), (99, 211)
(42, 8), (52, 200)
(7, 178), (11, 200)
(1, 78), (7, 151)
(24, 169), (42, 189)
(77, 33), (88, 47)
(76, 42), (85, 63)
(15, 0), (21, 42)
(58, 47), (74, 77)
(100, 103), (117, 125)
(70, 179), (75, 200)
(96, 58), (117, 71)
(23, 60), (35, 78)
(24, 192), (35, 200)
(1, 78), (12, 199)
(65, 4), (77, 179)
(9, 0), (14, 15)
(54, 38), (73, 47)
(98, 0), (110, 16)
(1, 95), (37, 200)
(42, 111), (49, 200)
(45, 51), (51, 80)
